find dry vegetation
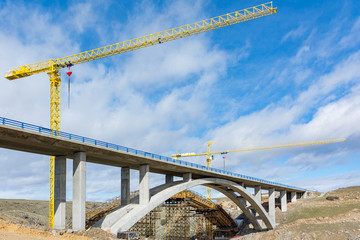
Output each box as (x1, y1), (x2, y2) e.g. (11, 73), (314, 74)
(234, 186), (360, 240)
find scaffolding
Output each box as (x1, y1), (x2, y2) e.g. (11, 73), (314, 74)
(129, 190), (237, 239)
(79, 190), (237, 239)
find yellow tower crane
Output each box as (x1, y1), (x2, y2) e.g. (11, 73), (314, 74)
(4, 2), (277, 227)
(172, 138), (347, 200)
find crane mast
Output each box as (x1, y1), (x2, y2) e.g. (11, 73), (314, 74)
(4, 2), (277, 227)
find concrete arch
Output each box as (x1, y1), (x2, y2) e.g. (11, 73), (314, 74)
(96, 178), (275, 234)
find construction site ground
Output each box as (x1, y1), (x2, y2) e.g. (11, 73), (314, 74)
(0, 186), (359, 240)
(234, 186), (360, 240)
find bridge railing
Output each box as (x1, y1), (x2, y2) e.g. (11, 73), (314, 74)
(0, 116), (306, 191)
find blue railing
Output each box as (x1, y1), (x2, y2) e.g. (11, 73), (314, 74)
(0, 116), (306, 191)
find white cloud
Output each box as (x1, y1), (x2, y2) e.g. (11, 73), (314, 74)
(296, 171), (360, 193)
(281, 25), (308, 43)
(339, 16), (360, 49)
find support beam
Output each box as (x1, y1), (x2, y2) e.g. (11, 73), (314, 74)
(73, 152), (86, 231)
(139, 165), (150, 205)
(121, 167), (130, 206)
(165, 174), (173, 184)
(280, 190), (287, 212)
(268, 188), (275, 224)
(182, 173), (192, 181)
(291, 192), (297, 202)
(54, 156), (66, 229)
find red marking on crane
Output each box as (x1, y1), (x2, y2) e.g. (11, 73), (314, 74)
(67, 66), (72, 108)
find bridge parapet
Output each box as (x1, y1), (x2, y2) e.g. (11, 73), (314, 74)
(0, 116), (306, 192)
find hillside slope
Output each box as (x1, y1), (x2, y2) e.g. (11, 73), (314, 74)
(234, 186), (360, 240)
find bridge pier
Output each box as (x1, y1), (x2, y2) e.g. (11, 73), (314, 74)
(139, 164), (150, 204)
(121, 167), (130, 206)
(268, 188), (275, 224)
(239, 182), (248, 207)
(54, 156), (66, 229)
(183, 173), (192, 181)
(165, 174), (173, 184)
(291, 192), (297, 202)
(280, 190), (287, 212)
(73, 152), (86, 231)
(254, 186), (264, 228)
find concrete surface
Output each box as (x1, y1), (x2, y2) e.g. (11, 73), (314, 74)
(291, 191), (297, 202)
(165, 174), (173, 184)
(280, 190), (287, 212)
(139, 165), (149, 205)
(121, 167), (130, 206)
(268, 188), (275, 224)
(73, 152), (86, 230)
(54, 156), (66, 229)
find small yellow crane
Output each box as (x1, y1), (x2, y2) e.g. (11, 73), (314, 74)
(172, 138), (347, 200)
(4, 2), (277, 227)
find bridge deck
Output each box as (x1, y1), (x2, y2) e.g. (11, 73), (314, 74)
(0, 117), (305, 192)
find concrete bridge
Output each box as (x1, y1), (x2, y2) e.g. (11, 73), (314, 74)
(0, 117), (305, 234)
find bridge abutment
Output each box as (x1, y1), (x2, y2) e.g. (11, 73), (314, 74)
(73, 152), (86, 230)
(54, 156), (66, 229)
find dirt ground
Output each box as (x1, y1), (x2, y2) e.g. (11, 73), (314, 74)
(233, 186), (360, 240)
(0, 186), (359, 239)
(0, 219), (93, 240)
(0, 199), (114, 240)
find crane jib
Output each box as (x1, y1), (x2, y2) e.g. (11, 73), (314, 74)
(4, 2), (276, 80)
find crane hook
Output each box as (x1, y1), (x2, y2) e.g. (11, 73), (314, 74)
(66, 65), (72, 109)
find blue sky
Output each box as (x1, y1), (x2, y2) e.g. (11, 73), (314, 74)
(0, 0), (359, 201)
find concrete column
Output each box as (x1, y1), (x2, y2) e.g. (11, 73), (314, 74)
(254, 186), (264, 228)
(121, 167), (130, 206)
(73, 152), (86, 231)
(280, 190), (287, 212)
(139, 165), (150, 205)
(291, 192), (297, 202)
(183, 173), (192, 181)
(240, 184), (248, 207)
(254, 186), (261, 203)
(268, 188), (275, 224)
(165, 174), (173, 184)
(54, 156), (66, 229)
